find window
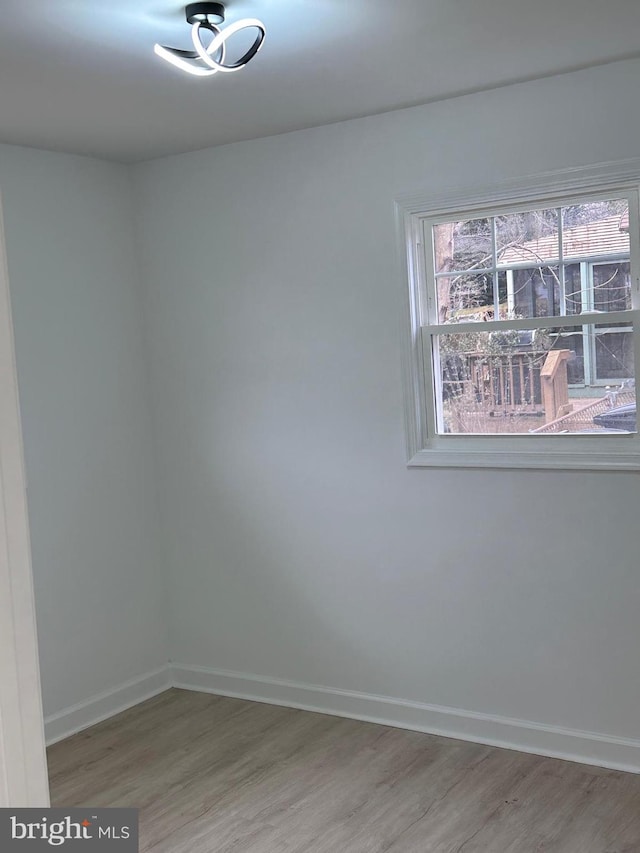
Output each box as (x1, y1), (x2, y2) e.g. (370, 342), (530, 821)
(397, 163), (640, 469)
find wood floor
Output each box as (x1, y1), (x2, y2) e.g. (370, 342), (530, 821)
(48, 689), (640, 852)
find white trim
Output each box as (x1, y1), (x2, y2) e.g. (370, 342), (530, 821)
(41, 661), (640, 773)
(171, 664), (640, 774)
(0, 193), (50, 807)
(44, 666), (172, 746)
(396, 158), (640, 469)
(396, 158), (640, 217)
(407, 446), (640, 470)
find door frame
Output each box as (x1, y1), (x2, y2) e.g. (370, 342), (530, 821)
(0, 193), (49, 806)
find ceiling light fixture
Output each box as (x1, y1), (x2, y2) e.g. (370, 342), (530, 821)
(154, 2), (265, 77)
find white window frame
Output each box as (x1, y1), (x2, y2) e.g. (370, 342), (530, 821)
(396, 159), (640, 470)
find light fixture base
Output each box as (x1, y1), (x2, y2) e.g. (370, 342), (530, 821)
(185, 2), (225, 25)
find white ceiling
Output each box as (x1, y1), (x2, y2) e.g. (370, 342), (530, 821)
(1, 0), (640, 162)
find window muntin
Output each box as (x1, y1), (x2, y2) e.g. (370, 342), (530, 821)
(421, 192), (639, 442)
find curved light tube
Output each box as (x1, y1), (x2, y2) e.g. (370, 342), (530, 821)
(190, 19), (265, 72)
(153, 44), (217, 76)
(191, 22), (227, 68)
(155, 16), (265, 76)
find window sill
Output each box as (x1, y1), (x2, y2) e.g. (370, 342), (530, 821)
(408, 445), (640, 471)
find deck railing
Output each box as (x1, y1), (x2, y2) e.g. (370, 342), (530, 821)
(540, 349), (572, 422)
(442, 349), (572, 426)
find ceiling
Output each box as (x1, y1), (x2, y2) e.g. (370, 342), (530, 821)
(1, 0), (640, 162)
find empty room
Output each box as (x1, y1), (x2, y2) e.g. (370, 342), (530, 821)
(1, 1), (640, 851)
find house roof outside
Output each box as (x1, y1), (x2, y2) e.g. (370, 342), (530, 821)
(499, 215), (630, 265)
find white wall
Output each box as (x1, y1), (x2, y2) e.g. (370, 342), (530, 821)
(0, 145), (168, 719)
(133, 57), (640, 756)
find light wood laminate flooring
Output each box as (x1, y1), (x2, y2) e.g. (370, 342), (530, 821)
(48, 688), (640, 852)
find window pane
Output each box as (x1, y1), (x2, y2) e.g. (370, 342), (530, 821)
(436, 272), (495, 323)
(496, 208), (560, 265)
(594, 327), (634, 380)
(561, 200), (630, 260)
(508, 266), (561, 319)
(550, 328), (585, 384)
(564, 263), (583, 315)
(435, 322), (636, 435)
(433, 218), (492, 274)
(592, 261), (631, 312)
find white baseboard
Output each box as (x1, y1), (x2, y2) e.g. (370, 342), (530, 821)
(45, 662), (640, 773)
(44, 666), (172, 746)
(171, 664), (640, 774)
